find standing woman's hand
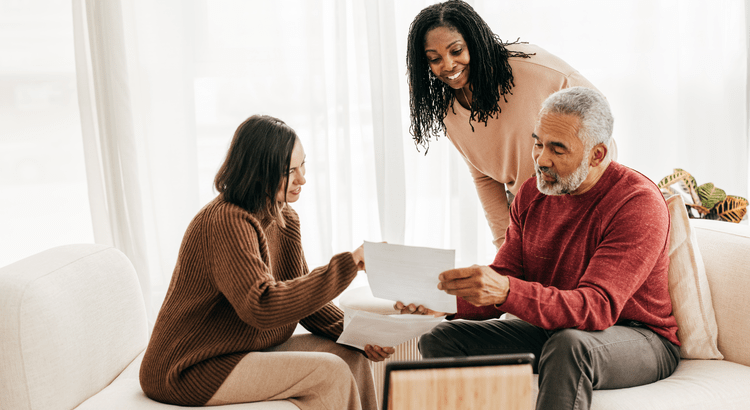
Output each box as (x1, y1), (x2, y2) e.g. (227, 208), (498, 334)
(352, 244), (365, 271)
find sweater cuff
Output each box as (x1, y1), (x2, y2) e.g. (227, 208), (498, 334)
(452, 296), (503, 320)
(497, 275), (525, 316)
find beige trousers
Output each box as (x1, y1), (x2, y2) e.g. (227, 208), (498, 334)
(206, 334), (377, 410)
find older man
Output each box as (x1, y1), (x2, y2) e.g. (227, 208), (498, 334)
(400, 87), (681, 410)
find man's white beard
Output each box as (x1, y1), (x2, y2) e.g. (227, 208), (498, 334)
(535, 155), (590, 196)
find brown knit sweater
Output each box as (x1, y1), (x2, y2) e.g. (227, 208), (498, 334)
(139, 196), (358, 405)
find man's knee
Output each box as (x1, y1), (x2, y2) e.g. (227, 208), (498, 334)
(539, 329), (590, 371)
(418, 327), (442, 358)
(418, 322), (467, 358)
(546, 328), (589, 349)
(419, 321), (461, 358)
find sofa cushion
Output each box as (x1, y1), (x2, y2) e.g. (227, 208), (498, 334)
(530, 359), (750, 410)
(75, 352), (299, 409)
(692, 219), (750, 367)
(591, 359), (750, 410)
(664, 195), (722, 359)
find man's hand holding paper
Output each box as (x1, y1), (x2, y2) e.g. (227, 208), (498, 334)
(395, 264), (509, 315)
(438, 264), (509, 306)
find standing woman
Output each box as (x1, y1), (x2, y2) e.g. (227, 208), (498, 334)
(407, 0), (616, 249)
(140, 115), (391, 410)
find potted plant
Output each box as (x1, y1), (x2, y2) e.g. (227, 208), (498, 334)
(658, 168), (748, 223)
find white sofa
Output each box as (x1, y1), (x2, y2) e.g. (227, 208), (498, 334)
(0, 244), (296, 410)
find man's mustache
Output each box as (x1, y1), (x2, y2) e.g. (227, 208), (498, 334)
(536, 165), (558, 179)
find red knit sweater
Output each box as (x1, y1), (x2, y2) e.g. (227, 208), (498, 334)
(454, 162), (680, 345)
(139, 197), (358, 405)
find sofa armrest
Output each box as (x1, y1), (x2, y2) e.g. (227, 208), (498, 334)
(692, 219), (750, 367)
(0, 244), (149, 410)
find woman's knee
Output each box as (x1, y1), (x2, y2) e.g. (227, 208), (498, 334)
(318, 352), (352, 374)
(340, 347), (372, 379)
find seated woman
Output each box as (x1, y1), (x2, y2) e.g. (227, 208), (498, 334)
(140, 114), (392, 410)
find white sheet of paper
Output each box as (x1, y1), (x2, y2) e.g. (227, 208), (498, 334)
(364, 241), (457, 313)
(336, 310), (444, 350)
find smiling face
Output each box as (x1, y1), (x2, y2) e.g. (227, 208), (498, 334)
(424, 26), (471, 91)
(532, 113), (591, 196)
(276, 138), (306, 204)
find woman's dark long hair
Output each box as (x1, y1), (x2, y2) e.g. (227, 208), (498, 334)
(214, 114), (297, 222)
(406, 0), (533, 152)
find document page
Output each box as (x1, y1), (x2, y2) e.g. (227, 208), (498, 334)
(364, 241), (457, 313)
(336, 310), (445, 350)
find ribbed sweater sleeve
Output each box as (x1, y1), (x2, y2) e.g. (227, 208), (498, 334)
(300, 301), (346, 340)
(210, 204), (356, 329)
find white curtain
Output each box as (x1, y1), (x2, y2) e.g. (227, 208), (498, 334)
(72, 0), (200, 316)
(70, 0), (748, 321)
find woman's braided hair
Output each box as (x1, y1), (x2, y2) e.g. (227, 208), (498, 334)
(406, 0), (533, 152)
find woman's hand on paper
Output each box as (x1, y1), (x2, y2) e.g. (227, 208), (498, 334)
(351, 244), (365, 271)
(394, 301), (447, 317)
(364, 344), (395, 362)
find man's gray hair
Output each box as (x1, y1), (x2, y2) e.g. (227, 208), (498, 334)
(539, 87), (613, 153)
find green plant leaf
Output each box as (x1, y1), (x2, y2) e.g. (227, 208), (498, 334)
(657, 169), (701, 205)
(696, 182), (726, 209)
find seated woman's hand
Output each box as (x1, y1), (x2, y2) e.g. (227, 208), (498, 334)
(351, 244), (365, 271)
(364, 344), (394, 362)
(394, 302), (447, 317)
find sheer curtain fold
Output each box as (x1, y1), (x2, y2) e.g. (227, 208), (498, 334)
(72, 0), (200, 320)
(71, 0), (111, 247)
(70, 0), (749, 320)
(363, 0), (407, 245)
(747, 0), (750, 199)
(72, 0), (154, 314)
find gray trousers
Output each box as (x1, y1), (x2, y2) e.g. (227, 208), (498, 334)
(418, 319), (680, 410)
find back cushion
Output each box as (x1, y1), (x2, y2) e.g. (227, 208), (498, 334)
(0, 244), (149, 410)
(693, 219), (750, 366)
(665, 195), (722, 359)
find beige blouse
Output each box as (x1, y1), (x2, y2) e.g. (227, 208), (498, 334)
(443, 43), (616, 248)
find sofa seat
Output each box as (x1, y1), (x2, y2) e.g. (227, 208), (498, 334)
(528, 359), (750, 410)
(74, 352), (298, 410)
